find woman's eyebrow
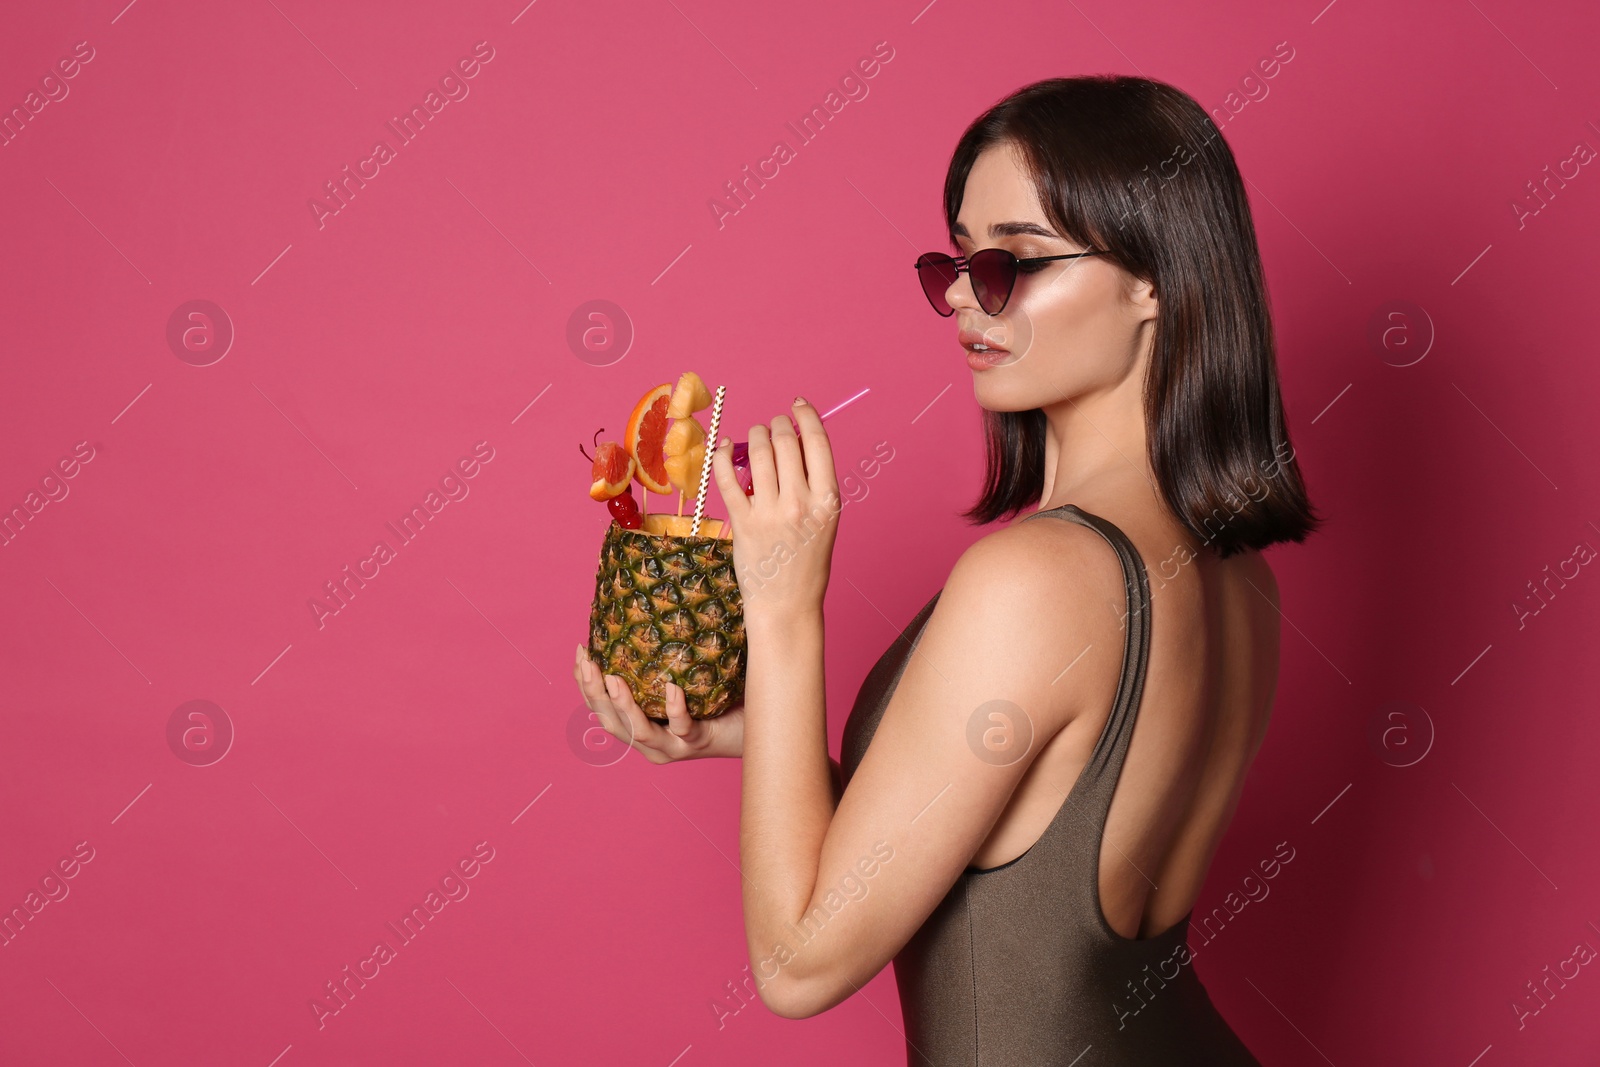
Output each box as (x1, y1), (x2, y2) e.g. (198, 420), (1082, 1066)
(949, 220), (1060, 239)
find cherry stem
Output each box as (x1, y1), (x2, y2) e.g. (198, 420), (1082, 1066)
(578, 427), (606, 463)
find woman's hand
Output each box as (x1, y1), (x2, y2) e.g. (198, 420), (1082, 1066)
(712, 397), (841, 618)
(573, 644), (745, 762)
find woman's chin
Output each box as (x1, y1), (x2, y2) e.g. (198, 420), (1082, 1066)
(969, 377), (1039, 412)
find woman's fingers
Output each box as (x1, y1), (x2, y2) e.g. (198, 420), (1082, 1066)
(745, 424), (778, 500)
(789, 399), (839, 504)
(576, 646), (653, 749)
(575, 647), (620, 730)
(768, 414), (807, 499)
(576, 648), (708, 763)
(602, 675), (668, 757)
(710, 436), (749, 524)
(662, 681), (696, 740)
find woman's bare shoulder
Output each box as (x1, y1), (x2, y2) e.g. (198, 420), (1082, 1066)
(946, 514), (1127, 606)
(925, 517), (1132, 721)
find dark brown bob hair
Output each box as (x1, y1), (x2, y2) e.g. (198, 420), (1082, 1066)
(949, 75), (1318, 557)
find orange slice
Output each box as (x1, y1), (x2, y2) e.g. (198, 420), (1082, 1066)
(589, 441), (635, 500)
(625, 383), (673, 494)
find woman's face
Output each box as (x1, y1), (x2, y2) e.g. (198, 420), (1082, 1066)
(945, 141), (1157, 413)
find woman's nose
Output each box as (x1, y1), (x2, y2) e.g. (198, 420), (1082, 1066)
(945, 271), (979, 313)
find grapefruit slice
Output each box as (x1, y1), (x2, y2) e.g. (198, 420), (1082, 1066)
(589, 441), (635, 500)
(625, 383), (674, 494)
(666, 371), (713, 419)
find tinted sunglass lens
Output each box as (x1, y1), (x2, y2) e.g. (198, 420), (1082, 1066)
(916, 253), (958, 316)
(969, 249), (1016, 315)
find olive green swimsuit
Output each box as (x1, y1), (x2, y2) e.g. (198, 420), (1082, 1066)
(839, 504), (1264, 1066)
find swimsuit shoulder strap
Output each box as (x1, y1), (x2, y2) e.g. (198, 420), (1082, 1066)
(1018, 503), (1154, 816)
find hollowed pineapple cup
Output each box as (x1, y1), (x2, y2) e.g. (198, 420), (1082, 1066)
(587, 514), (744, 722)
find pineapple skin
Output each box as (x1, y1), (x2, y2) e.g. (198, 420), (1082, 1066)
(588, 520), (746, 721)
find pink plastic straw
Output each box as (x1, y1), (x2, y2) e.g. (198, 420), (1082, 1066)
(731, 387), (869, 494)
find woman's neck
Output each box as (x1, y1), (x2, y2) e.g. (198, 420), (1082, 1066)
(1036, 385), (1155, 513)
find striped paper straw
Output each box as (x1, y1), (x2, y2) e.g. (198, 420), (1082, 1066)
(689, 384), (726, 537)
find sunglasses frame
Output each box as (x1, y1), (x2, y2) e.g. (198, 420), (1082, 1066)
(913, 248), (1105, 316)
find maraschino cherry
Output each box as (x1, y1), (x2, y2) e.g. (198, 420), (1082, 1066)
(607, 486), (642, 529)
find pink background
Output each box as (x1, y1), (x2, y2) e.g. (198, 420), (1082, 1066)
(4, 0), (1599, 1063)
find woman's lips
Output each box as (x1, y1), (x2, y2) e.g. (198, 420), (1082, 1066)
(966, 345), (1016, 370)
(959, 324), (1014, 369)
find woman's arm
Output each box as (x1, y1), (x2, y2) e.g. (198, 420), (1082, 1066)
(737, 529), (1114, 1019)
(711, 401), (1114, 1020)
(739, 606), (835, 996)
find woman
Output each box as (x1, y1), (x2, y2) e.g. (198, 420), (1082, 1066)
(574, 74), (1317, 1064)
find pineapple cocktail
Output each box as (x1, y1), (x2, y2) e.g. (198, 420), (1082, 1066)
(583, 373), (745, 722)
(587, 513), (743, 721)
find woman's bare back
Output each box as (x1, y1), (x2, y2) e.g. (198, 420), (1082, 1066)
(966, 498), (1282, 940)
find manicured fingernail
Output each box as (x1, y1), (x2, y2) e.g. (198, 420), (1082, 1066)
(719, 436), (730, 448)
(793, 396), (806, 406)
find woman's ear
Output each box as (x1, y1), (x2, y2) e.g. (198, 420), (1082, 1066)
(1128, 274), (1158, 322)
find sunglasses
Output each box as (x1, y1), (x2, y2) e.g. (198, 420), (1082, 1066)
(913, 247), (1105, 316)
